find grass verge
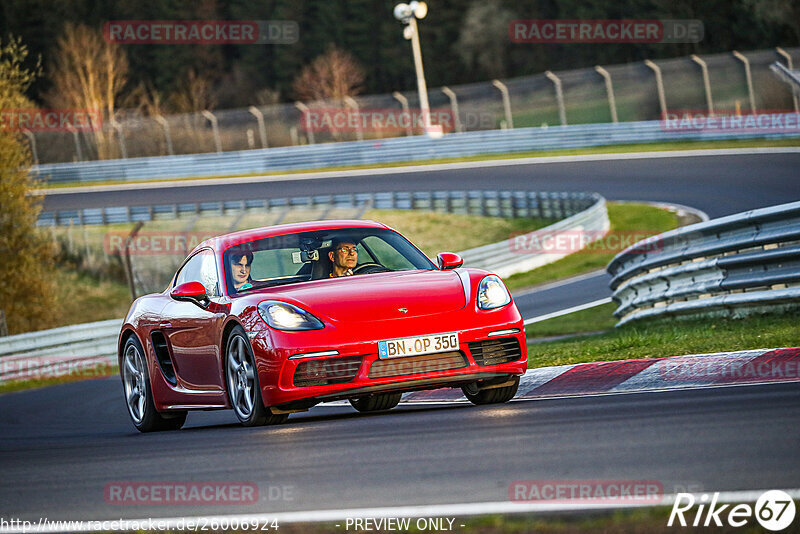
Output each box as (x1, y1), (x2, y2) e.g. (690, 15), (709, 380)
(526, 310), (800, 369)
(505, 202), (682, 291)
(37, 137), (799, 190)
(0, 368), (117, 394)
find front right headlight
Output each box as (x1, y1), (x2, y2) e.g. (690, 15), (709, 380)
(477, 275), (511, 310)
(258, 301), (324, 331)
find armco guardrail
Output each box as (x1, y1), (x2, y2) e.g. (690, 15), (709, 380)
(34, 117), (800, 185)
(10, 191), (607, 381)
(608, 200), (800, 326)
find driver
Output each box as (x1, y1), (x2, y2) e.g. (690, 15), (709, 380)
(230, 251), (254, 291)
(328, 237), (358, 277)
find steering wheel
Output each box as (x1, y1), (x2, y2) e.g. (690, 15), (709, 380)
(353, 263), (390, 275)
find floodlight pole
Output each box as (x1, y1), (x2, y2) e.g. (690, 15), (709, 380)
(395, 2), (431, 133)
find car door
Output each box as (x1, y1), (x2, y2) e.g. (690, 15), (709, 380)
(160, 249), (227, 392)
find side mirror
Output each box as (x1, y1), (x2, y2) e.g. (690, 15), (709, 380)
(437, 252), (463, 270)
(170, 281), (210, 308)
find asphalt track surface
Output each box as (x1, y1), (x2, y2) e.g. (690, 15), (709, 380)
(3, 151), (798, 522)
(1, 379), (799, 521)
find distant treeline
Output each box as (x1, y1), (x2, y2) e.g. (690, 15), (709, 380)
(1, 0), (797, 108)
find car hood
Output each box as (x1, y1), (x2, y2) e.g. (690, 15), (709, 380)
(262, 270), (468, 322)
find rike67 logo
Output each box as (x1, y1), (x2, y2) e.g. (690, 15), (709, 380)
(668, 490), (796, 531)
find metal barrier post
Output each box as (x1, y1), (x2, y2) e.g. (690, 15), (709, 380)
(492, 80), (514, 129)
(294, 102), (315, 145)
(154, 115), (174, 156)
(594, 66), (618, 123)
(201, 110), (222, 153)
(545, 70), (567, 126)
(392, 92), (413, 136)
(441, 86), (462, 133)
(732, 51), (757, 113)
(66, 125), (83, 162)
(776, 47), (799, 112)
(110, 117), (127, 159)
(691, 54), (715, 115)
(22, 129), (38, 166)
(644, 60), (667, 118)
(248, 106), (269, 148)
(344, 96), (364, 141)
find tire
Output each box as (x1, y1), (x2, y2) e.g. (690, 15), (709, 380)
(225, 326), (288, 426)
(462, 376), (520, 405)
(349, 392), (403, 413)
(121, 335), (187, 432)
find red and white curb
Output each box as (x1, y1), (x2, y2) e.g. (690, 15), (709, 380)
(401, 347), (800, 403)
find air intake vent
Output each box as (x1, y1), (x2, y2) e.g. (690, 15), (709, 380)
(469, 338), (522, 366)
(293, 356), (363, 387)
(369, 351), (467, 378)
(150, 331), (176, 385)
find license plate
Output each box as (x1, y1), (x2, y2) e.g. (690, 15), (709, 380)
(378, 332), (459, 359)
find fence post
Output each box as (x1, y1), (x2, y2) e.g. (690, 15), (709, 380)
(201, 110), (222, 153)
(691, 55), (715, 115)
(123, 221), (144, 302)
(644, 59), (667, 118)
(343, 96), (364, 141)
(248, 106), (269, 148)
(392, 92), (413, 136)
(732, 51), (756, 113)
(21, 128), (38, 166)
(545, 70), (567, 126)
(441, 86), (462, 133)
(491, 80), (514, 130)
(0, 310), (7, 337)
(294, 102), (314, 145)
(154, 115), (174, 156)
(776, 47), (799, 112)
(67, 125), (83, 162)
(594, 66), (618, 123)
(110, 117), (127, 159)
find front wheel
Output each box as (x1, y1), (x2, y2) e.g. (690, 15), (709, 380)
(121, 335), (187, 432)
(462, 376), (519, 405)
(349, 392), (403, 412)
(225, 326), (287, 426)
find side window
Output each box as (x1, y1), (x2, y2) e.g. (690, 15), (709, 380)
(174, 250), (220, 297)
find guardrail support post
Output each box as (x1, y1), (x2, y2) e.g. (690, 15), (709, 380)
(294, 102), (315, 145)
(776, 47), (799, 112)
(201, 110), (222, 153)
(732, 51), (757, 113)
(21, 128), (38, 166)
(154, 115), (174, 156)
(343, 96), (364, 141)
(594, 66), (618, 123)
(248, 106), (269, 148)
(644, 59), (668, 119)
(110, 117), (127, 159)
(691, 54), (715, 115)
(492, 80), (514, 129)
(392, 92), (413, 136)
(545, 70), (567, 126)
(123, 221), (144, 302)
(66, 125), (83, 162)
(441, 86), (462, 133)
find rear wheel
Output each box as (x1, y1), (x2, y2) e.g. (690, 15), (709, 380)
(462, 376), (519, 405)
(225, 326), (288, 426)
(349, 392), (403, 413)
(121, 335), (187, 432)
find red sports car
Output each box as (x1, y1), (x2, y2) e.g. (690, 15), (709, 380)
(118, 220), (528, 432)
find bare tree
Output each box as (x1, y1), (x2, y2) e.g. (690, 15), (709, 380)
(46, 23), (129, 159)
(455, 0), (514, 79)
(169, 69), (217, 113)
(292, 46), (365, 102)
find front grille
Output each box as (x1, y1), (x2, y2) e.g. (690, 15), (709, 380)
(293, 355), (363, 387)
(369, 351), (467, 379)
(469, 337), (522, 366)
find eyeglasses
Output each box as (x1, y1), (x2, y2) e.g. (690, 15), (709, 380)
(337, 247), (358, 255)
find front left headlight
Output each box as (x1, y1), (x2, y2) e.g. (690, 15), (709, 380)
(258, 301), (324, 331)
(477, 275), (511, 310)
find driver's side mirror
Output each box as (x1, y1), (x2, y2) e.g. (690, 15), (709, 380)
(170, 281), (210, 308)
(437, 252), (463, 270)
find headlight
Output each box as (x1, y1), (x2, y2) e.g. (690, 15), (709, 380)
(258, 301), (324, 331)
(477, 275), (511, 310)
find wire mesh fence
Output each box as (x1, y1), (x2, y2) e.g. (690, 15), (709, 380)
(28, 47), (799, 165)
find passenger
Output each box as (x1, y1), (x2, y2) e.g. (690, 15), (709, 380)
(230, 251), (254, 291)
(328, 238), (358, 277)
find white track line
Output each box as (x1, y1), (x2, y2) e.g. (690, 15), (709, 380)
(36, 147), (800, 195)
(523, 298), (612, 325)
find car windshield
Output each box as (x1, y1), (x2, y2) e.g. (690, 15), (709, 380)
(223, 227), (436, 295)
